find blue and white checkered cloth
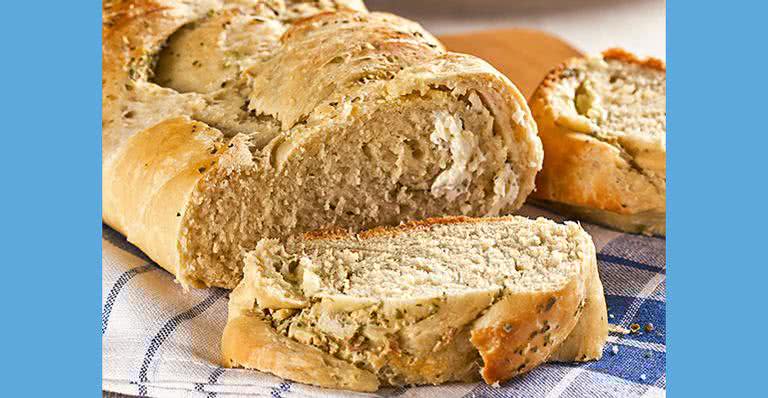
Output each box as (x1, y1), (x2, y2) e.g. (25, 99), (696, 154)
(102, 205), (666, 398)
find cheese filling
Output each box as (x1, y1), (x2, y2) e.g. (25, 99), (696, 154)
(429, 111), (485, 202)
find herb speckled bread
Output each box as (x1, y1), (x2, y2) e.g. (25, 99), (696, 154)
(102, 0), (543, 289)
(222, 216), (608, 391)
(529, 49), (665, 236)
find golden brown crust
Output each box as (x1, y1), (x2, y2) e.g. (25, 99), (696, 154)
(602, 47), (666, 72)
(303, 216), (509, 243)
(305, 215), (512, 241)
(471, 284), (583, 384)
(102, 116), (224, 285)
(533, 130), (661, 214)
(360, 215), (516, 239)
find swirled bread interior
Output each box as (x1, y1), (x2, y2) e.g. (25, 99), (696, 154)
(530, 49), (665, 235)
(223, 216), (606, 391)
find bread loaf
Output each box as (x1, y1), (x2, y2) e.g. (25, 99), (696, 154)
(529, 49), (665, 235)
(102, 0), (543, 289)
(222, 216), (608, 391)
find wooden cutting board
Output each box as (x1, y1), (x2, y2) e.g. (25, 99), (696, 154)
(438, 28), (583, 100)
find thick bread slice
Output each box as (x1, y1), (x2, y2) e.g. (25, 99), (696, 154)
(102, 1), (543, 289)
(529, 48), (665, 236)
(222, 216), (608, 391)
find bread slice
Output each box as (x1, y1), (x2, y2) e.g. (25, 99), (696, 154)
(529, 48), (665, 236)
(102, 1), (543, 289)
(222, 216), (608, 391)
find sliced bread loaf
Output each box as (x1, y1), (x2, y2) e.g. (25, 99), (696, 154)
(222, 216), (608, 391)
(529, 48), (666, 235)
(102, 1), (543, 289)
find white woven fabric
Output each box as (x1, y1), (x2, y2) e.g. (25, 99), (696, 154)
(102, 205), (666, 397)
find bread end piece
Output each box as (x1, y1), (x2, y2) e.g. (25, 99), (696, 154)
(102, 116), (225, 288)
(529, 48), (665, 236)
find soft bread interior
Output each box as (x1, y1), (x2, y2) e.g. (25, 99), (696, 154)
(292, 217), (582, 298)
(225, 217), (594, 388)
(182, 88), (526, 288)
(567, 56), (666, 175)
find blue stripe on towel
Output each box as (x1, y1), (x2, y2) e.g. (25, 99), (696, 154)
(101, 263), (157, 334)
(137, 289), (227, 395)
(271, 380), (293, 398)
(598, 253), (666, 274)
(195, 366), (227, 398)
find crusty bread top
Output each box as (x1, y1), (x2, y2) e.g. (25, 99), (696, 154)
(102, 0), (539, 180)
(602, 48), (665, 72)
(102, 0), (370, 164)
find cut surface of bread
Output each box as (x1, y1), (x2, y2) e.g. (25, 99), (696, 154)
(529, 48), (665, 236)
(102, 1), (543, 289)
(222, 216), (608, 391)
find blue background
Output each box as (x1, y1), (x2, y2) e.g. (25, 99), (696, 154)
(667, 0), (768, 396)
(0, 0), (102, 396)
(0, 0), (766, 396)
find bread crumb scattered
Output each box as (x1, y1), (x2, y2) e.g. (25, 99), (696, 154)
(611, 345), (619, 355)
(608, 324), (630, 335)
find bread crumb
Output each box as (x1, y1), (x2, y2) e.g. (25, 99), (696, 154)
(611, 345), (619, 355)
(640, 374), (647, 381)
(608, 324), (630, 335)
(645, 323), (655, 332)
